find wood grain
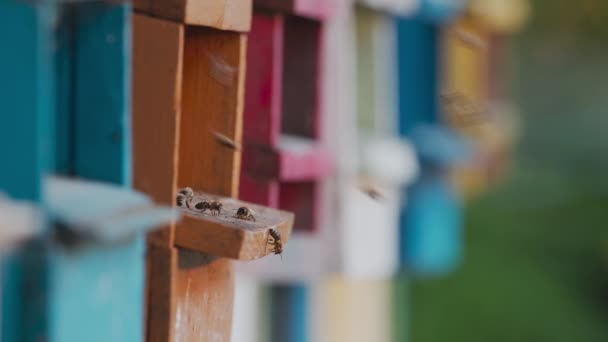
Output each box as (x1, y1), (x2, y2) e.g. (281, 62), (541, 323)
(133, 13), (184, 246)
(178, 26), (245, 197)
(174, 192), (294, 259)
(174, 251), (234, 342)
(146, 244), (177, 342)
(134, 0), (252, 32)
(173, 25), (247, 342)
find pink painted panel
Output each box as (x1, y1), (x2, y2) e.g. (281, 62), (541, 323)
(278, 146), (332, 180)
(243, 13), (284, 147)
(279, 181), (318, 232)
(254, 0), (348, 19)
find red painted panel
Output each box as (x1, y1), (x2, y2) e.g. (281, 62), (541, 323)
(240, 174), (280, 207)
(243, 13), (284, 147)
(279, 181), (317, 232)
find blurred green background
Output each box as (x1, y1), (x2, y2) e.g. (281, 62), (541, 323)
(403, 0), (608, 341)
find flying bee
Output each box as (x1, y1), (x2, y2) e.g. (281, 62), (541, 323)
(208, 201), (223, 216)
(234, 206), (256, 221)
(455, 29), (486, 50)
(360, 186), (384, 201)
(268, 228), (283, 259)
(213, 131), (240, 151)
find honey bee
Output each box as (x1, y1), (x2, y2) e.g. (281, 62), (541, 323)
(360, 185), (384, 201)
(268, 228), (283, 258)
(213, 131), (240, 151)
(455, 29), (486, 50)
(194, 200), (211, 213)
(176, 193), (186, 207)
(234, 206), (256, 221)
(208, 201), (223, 216)
(178, 187), (193, 198)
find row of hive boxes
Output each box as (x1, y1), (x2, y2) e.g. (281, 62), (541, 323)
(234, 0), (527, 282)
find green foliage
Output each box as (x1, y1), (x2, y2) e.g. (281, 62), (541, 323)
(402, 0), (608, 340)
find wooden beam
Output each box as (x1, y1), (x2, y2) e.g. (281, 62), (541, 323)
(133, 14), (183, 246)
(133, 13), (295, 342)
(134, 0), (252, 32)
(174, 192), (293, 259)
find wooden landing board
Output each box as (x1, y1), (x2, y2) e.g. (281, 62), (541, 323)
(174, 192), (294, 259)
(134, 0), (252, 32)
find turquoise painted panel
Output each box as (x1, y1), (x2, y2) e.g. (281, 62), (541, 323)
(396, 18), (437, 136)
(271, 285), (308, 342)
(399, 176), (463, 276)
(0, 0), (56, 201)
(0, 1), (56, 341)
(55, 7), (75, 175)
(48, 239), (145, 342)
(47, 2), (142, 341)
(73, 2), (132, 186)
(397, 17), (465, 276)
(415, 0), (465, 23)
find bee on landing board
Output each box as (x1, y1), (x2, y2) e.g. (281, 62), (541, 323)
(234, 206), (256, 221)
(208, 201), (223, 216)
(178, 187), (193, 198)
(194, 200), (211, 213)
(176, 193), (186, 207)
(177, 187), (194, 207)
(268, 228), (283, 259)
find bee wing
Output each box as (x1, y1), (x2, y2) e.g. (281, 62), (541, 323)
(45, 176), (179, 243)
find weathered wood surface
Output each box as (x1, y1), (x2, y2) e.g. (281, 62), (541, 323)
(134, 0), (252, 32)
(175, 192), (294, 259)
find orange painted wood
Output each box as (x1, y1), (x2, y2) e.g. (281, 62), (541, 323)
(134, 0), (252, 32)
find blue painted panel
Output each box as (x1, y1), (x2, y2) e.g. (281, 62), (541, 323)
(396, 18), (438, 136)
(415, 0), (465, 23)
(55, 7), (75, 175)
(45, 3), (143, 341)
(0, 0), (56, 201)
(48, 239), (144, 342)
(0, 1), (57, 341)
(400, 176), (463, 276)
(73, 2), (132, 186)
(271, 285), (308, 342)
(397, 16), (465, 277)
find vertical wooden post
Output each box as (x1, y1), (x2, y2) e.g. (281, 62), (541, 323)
(173, 26), (245, 342)
(133, 8), (249, 341)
